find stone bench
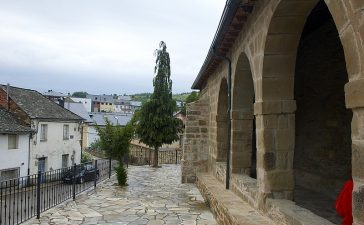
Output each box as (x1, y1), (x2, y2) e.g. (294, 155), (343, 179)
(196, 173), (276, 225)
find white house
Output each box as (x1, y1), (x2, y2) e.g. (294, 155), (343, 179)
(70, 97), (92, 112)
(0, 85), (84, 175)
(87, 112), (132, 147)
(0, 108), (34, 180)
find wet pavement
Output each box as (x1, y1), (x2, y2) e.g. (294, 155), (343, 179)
(25, 165), (217, 225)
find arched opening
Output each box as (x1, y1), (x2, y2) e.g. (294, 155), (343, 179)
(231, 53), (256, 178)
(261, 0), (354, 222)
(216, 78), (229, 163)
(293, 1), (352, 223)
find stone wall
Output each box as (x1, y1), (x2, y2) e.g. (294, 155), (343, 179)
(182, 0), (364, 224)
(181, 95), (209, 183)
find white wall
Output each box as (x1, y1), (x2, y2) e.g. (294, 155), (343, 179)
(87, 126), (99, 147)
(29, 120), (82, 174)
(0, 134), (30, 178)
(70, 97), (92, 112)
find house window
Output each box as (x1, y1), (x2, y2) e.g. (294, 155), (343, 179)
(63, 124), (69, 140)
(109, 103), (112, 105)
(8, 134), (18, 149)
(62, 154), (69, 168)
(40, 124), (48, 141)
(0, 168), (19, 181)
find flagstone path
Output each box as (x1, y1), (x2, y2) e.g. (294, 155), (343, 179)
(25, 165), (217, 225)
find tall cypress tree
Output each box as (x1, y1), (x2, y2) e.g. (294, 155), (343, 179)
(136, 41), (183, 167)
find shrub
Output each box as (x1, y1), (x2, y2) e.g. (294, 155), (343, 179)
(115, 163), (127, 186)
(81, 151), (93, 163)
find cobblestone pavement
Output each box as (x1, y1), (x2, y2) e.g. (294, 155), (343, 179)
(25, 165), (217, 225)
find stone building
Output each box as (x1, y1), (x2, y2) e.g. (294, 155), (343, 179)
(182, 0), (364, 224)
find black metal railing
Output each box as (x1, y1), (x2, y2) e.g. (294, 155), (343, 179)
(0, 158), (117, 225)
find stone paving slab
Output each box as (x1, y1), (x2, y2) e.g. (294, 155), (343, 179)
(24, 165), (217, 225)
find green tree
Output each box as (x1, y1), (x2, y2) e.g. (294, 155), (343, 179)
(181, 91), (199, 115)
(71, 91), (88, 98)
(135, 41), (183, 167)
(95, 119), (134, 185)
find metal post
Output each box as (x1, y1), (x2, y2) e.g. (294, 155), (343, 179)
(72, 163), (76, 201)
(175, 149), (178, 164)
(108, 157), (112, 178)
(36, 170), (41, 219)
(149, 148), (151, 166)
(94, 160), (98, 189)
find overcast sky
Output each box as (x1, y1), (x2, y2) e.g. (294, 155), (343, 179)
(0, 0), (225, 95)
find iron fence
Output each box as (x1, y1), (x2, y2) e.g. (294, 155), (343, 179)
(0, 158), (117, 225)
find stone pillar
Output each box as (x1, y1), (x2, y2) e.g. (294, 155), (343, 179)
(181, 100), (209, 183)
(231, 110), (254, 174)
(254, 100), (296, 200)
(216, 114), (229, 162)
(345, 79), (364, 225)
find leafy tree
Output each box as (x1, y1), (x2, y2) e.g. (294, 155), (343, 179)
(71, 91), (88, 98)
(181, 91), (199, 115)
(81, 151), (93, 163)
(135, 41), (183, 167)
(95, 119), (134, 185)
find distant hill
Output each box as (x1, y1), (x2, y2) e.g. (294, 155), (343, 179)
(172, 93), (190, 102)
(131, 93), (152, 103)
(131, 92), (191, 104)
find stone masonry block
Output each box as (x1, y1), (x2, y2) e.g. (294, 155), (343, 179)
(264, 170), (295, 192)
(352, 183), (364, 223)
(256, 129), (275, 151)
(277, 115), (288, 129)
(263, 152), (276, 171)
(261, 77), (294, 100)
(345, 79), (364, 109)
(340, 25), (361, 78)
(254, 101), (281, 115)
(275, 129), (295, 150)
(268, 16), (306, 35)
(264, 34), (300, 55)
(350, 0), (364, 10)
(262, 115), (278, 129)
(326, 0), (349, 32)
(352, 141), (364, 180)
(281, 100), (296, 113)
(274, 1), (317, 17)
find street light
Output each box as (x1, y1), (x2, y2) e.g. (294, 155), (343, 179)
(114, 116), (119, 125)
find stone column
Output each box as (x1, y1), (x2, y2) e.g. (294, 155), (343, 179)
(181, 100), (209, 183)
(254, 100), (296, 200)
(216, 114), (229, 162)
(345, 79), (364, 224)
(231, 110), (254, 174)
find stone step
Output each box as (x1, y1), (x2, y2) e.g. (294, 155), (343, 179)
(196, 173), (276, 225)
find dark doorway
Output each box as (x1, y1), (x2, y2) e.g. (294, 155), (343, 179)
(293, 1), (352, 224)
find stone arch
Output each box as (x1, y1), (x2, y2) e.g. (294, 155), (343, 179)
(261, 0), (358, 101)
(231, 53), (256, 177)
(259, 0), (355, 222)
(216, 78), (229, 162)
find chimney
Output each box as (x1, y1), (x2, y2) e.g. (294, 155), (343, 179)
(59, 98), (64, 108)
